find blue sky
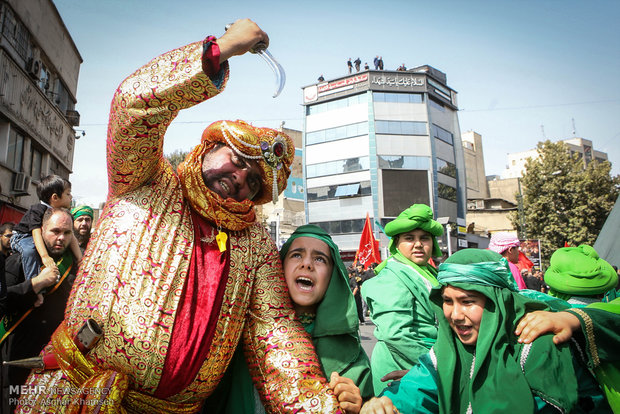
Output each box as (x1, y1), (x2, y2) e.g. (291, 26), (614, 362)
(52, 0), (620, 206)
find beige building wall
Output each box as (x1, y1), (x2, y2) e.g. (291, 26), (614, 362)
(487, 177), (519, 204)
(501, 137), (609, 179)
(461, 130), (489, 199)
(467, 209), (516, 234)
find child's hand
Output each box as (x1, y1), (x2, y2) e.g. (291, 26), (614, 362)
(42, 255), (55, 270)
(360, 397), (399, 414)
(34, 294), (44, 307)
(516, 310), (580, 344)
(329, 372), (362, 414)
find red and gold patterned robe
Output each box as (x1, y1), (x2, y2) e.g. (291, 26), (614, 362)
(17, 40), (340, 413)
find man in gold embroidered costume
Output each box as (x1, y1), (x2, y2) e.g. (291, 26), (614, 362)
(17, 19), (341, 413)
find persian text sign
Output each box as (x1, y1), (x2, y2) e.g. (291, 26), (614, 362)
(318, 74), (368, 93)
(371, 75), (425, 88)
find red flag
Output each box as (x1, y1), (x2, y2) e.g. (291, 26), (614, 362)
(516, 251), (534, 271)
(355, 213), (381, 269)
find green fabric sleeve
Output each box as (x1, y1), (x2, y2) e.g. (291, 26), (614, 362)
(567, 301), (620, 366)
(379, 352), (439, 414)
(362, 263), (437, 394)
(567, 300), (620, 412)
(363, 265), (437, 355)
(362, 270), (436, 364)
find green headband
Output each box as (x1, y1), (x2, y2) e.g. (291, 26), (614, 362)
(436, 249), (517, 290)
(280, 225), (341, 265)
(545, 244), (617, 296)
(71, 205), (94, 220)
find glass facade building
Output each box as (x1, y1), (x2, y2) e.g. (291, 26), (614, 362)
(302, 67), (467, 256)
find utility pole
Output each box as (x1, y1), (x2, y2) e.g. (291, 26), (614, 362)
(517, 177), (527, 240)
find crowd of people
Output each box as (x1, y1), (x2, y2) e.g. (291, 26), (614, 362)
(0, 18), (617, 413)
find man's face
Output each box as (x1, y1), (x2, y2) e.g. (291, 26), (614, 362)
(74, 215), (92, 237)
(1, 228), (12, 252)
(442, 286), (486, 346)
(42, 212), (73, 258)
(504, 246), (520, 264)
(202, 145), (262, 202)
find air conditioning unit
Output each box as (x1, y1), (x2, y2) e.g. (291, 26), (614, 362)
(65, 109), (80, 126)
(26, 58), (41, 80)
(12, 172), (31, 194)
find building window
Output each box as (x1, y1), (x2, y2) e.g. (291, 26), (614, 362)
(48, 156), (68, 178)
(306, 93), (367, 115)
(375, 120), (427, 135)
(306, 156), (370, 178)
(373, 92), (423, 103)
(311, 219), (365, 235)
(431, 124), (453, 145)
(38, 64), (50, 91)
(306, 121), (368, 145)
(378, 155), (430, 170)
(1, 5), (31, 60)
(307, 180), (371, 201)
(382, 170), (430, 217)
(436, 158), (456, 178)
(31, 147), (42, 180)
(429, 97), (445, 112)
(7, 129), (24, 171)
(438, 183), (457, 202)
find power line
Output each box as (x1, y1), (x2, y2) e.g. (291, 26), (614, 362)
(78, 117), (303, 127)
(460, 98), (619, 112)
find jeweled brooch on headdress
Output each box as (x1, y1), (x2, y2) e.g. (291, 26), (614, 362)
(260, 136), (287, 171)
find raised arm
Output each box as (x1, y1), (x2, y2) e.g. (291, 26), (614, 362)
(106, 19), (267, 198)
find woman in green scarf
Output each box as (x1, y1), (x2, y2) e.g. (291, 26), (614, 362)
(204, 225), (372, 413)
(361, 249), (611, 414)
(361, 204), (443, 394)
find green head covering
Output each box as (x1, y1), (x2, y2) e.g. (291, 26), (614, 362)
(280, 225), (373, 398)
(384, 204), (443, 258)
(71, 205), (94, 220)
(545, 244), (617, 297)
(374, 204), (442, 285)
(429, 248), (578, 414)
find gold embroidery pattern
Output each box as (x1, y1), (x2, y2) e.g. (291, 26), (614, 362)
(17, 40), (339, 412)
(572, 308), (600, 367)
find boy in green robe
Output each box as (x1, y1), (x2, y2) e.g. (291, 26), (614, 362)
(361, 204), (443, 394)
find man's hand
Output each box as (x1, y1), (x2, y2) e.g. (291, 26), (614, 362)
(217, 18), (268, 63)
(31, 265), (59, 294)
(360, 397), (399, 414)
(329, 372), (363, 414)
(515, 310), (580, 344)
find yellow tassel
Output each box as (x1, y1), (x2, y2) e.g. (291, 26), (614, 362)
(216, 231), (228, 252)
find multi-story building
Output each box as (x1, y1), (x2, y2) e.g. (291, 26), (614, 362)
(302, 65), (468, 259)
(502, 137), (608, 179)
(0, 0), (81, 223)
(462, 130), (489, 199)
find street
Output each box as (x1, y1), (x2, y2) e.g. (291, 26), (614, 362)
(359, 318), (377, 358)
